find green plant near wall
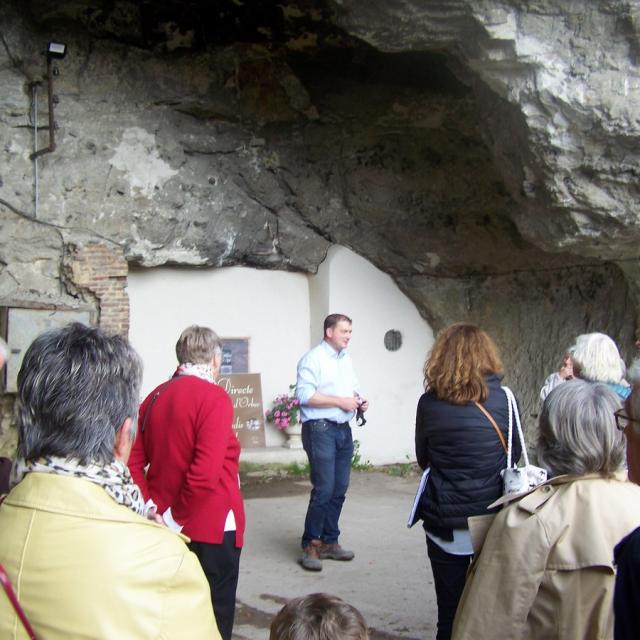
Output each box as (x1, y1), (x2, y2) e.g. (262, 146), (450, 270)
(283, 460), (310, 476)
(351, 440), (372, 471)
(385, 455), (419, 477)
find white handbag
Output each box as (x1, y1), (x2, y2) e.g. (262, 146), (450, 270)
(501, 387), (547, 496)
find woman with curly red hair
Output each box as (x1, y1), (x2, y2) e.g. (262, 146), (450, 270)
(415, 323), (521, 640)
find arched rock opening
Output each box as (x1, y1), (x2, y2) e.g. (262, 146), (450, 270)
(0, 0), (637, 450)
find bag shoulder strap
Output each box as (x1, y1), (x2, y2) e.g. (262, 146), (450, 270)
(140, 376), (180, 433)
(0, 564), (37, 639)
(502, 386), (530, 467)
(474, 402), (507, 453)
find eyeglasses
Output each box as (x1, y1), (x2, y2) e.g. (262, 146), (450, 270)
(614, 409), (640, 431)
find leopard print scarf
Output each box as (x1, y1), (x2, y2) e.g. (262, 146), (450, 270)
(10, 456), (146, 516)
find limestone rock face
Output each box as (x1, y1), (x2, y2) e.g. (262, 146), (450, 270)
(0, 0), (638, 452)
(335, 0), (640, 260)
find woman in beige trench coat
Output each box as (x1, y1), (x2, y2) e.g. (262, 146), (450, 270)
(452, 380), (640, 640)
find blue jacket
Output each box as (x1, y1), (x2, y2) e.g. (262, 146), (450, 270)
(415, 375), (521, 535)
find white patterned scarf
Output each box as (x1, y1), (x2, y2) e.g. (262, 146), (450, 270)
(176, 362), (216, 384)
(10, 456), (147, 516)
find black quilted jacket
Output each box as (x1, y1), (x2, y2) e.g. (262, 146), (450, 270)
(415, 375), (522, 535)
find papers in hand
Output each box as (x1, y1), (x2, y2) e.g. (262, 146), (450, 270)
(407, 468), (430, 528)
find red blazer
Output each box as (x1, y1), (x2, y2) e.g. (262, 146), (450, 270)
(128, 373), (245, 547)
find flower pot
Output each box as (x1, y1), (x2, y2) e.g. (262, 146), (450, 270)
(283, 422), (303, 449)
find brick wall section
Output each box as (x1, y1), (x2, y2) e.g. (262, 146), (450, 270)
(68, 243), (130, 336)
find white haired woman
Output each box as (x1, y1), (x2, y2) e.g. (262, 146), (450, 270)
(571, 332), (630, 400)
(452, 380), (640, 640)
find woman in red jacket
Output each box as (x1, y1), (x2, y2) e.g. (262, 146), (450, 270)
(129, 325), (245, 640)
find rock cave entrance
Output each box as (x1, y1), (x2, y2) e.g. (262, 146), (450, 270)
(0, 0), (637, 441)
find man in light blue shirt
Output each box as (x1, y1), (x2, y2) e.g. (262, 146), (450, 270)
(295, 313), (369, 572)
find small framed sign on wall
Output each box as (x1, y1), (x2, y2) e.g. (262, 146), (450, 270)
(216, 338), (265, 448)
(220, 337), (249, 374)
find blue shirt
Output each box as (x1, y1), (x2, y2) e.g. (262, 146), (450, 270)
(296, 340), (360, 423)
(426, 528), (473, 556)
(608, 382), (632, 400)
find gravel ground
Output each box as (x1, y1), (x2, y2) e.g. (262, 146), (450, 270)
(233, 470), (437, 639)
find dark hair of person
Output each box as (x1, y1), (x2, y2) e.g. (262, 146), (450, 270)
(270, 593), (369, 640)
(423, 322), (503, 404)
(15, 322), (142, 464)
(324, 314), (352, 337)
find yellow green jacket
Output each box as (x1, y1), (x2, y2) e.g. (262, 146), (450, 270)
(0, 473), (220, 639)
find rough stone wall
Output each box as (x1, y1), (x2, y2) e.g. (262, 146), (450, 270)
(0, 242), (129, 453)
(400, 263), (635, 438)
(334, 0), (640, 262)
(1, 0), (639, 456)
(0, 395), (17, 458)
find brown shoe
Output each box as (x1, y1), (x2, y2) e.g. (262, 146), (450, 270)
(300, 540), (322, 571)
(318, 543), (355, 561)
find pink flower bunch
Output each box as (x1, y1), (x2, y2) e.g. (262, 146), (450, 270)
(266, 386), (301, 430)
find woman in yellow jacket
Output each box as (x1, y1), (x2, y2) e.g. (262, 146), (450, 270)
(0, 323), (219, 639)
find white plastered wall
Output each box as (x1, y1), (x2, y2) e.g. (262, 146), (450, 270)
(310, 246), (434, 464)
(127, 265), (310, 447)
(127, 247), (434, 462)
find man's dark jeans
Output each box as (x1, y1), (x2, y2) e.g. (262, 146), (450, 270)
(301, 420), (354, 547)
